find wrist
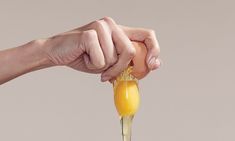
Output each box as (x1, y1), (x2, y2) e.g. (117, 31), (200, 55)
(0, 39), (54, 84)
(26, 39), (55, 70)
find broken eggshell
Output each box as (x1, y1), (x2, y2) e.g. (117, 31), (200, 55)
(131, 42), (149, 79)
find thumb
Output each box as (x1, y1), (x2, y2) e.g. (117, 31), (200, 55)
(145, 37), (161, 70)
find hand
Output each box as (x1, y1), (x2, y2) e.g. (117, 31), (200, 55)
(41, 17), (160, 81)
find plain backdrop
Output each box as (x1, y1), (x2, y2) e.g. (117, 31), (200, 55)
(0, 0), (235, 141)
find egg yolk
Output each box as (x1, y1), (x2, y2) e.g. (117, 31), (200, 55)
(114, 80), (140, 116)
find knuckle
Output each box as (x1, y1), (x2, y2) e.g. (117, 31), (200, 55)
(32, 38), (47, 46)
(153, 48), (160, 58)
(144, 29), (160, 55)
(152, 45), (160, 58)
(96, 60), (106, 69)
(147, 29), (156, 36)
(80, 30), (98, 51)
(82, 29), (97, 40)
(93, 20), (104, 29)
(103, 16), (116, 24)
(156, 45), (160, 53)
(126, 47), (136, 58)
(106, 57), (118, 66)
(154, 38), (160, 54)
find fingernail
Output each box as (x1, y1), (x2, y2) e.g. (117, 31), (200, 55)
(101, 75), (111, 82)
(155, 59), (161, 66)
(152, 59), (161, 70)
(148, 57), (156, 69)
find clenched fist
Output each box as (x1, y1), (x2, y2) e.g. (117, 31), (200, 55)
(0, 17), (160, 85)
(41, 17), (160, 81)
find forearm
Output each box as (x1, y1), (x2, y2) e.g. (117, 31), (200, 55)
(0, 40), (53, 85)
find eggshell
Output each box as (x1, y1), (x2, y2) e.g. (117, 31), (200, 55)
(131, 42), (149, 79)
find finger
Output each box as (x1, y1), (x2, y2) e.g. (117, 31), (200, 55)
(83, 54), (98, 70)
(82, 30), (105, 69)
(150, 58), (161, 70)
(68, 55), (102, 74)
(63, 19), (117, 70)
(120, 26), (160, 70)
(101, 24), (135, 82)
(89, 20), (117, 69)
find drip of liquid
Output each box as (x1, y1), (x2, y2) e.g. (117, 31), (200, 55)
(113, 67), (139, 141)
(120, 116), (134, 141)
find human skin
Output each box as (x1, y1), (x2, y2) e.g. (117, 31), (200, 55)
(0, 17), (160, 85)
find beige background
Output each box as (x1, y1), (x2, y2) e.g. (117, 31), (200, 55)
(0, 0), (235, 141)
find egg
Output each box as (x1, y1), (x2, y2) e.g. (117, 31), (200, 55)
(131, 42), (149, 79)
(113, 42), (147, 116)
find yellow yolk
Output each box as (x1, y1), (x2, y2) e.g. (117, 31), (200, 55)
(114, 80), (140, 116)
